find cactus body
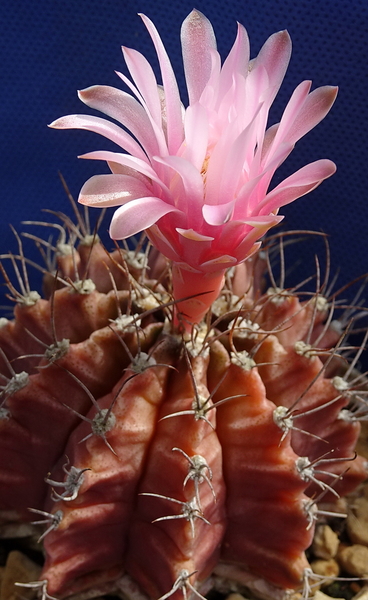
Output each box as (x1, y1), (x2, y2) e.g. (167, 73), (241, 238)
(0, 219), (367, 600)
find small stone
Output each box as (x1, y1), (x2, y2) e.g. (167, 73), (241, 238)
(353, 584), (368, 599)
(347, 497), (368, 546)
(226, 594), (249, 600)
(313, 591), (345, 600)
(310, 558), (340, 586)
(337, 544), (368, 577)
(319, 497), (348, 516)
(0, 550), (41, 600)
(0, 522), (36, 538)
(312, 524), (340, 559)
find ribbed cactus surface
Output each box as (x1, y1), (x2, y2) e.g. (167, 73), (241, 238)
(0, 214), (367, 600)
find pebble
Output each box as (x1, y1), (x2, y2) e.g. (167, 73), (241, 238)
(0, 550), (41, 600)
(353, 585), (368, 599)
(310, 558), (340, 586)
(313, 591), (345, 600)
(312, 525), (340, 559)
(337, 544), (368, 577)
(319, 497), (348, 516)
(347, 497), (368, 546)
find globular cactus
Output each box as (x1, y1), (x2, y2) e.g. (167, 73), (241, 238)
(1, 9), (367, 600)
(1, 210), (367, 600)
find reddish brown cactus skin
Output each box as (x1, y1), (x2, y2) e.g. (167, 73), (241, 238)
(209, 344), (313, 589)
(0, 222), (367, 600)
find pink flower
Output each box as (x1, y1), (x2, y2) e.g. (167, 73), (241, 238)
(50, 10), (337, 328)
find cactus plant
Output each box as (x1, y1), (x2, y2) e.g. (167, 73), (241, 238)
(1, 9), (367, 600)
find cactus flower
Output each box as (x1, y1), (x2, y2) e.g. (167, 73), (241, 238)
(50, 10), (337, 327)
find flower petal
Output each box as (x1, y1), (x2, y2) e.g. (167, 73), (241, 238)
(218, 112), (263, 200)
(242, 215), (284, 227)
(264, 80), (312, 162)
(78, 174), (152, 207)
(250, 30), (292, 104)
(105, 161), (149, 182)
(49, 114), (147, 161)
(114, 69), (169, 157)
(199, 254), (238, 272)
(247, 142), (294, 211)
(202, 201), (235, 226)
(109, 197), (181, 239)
(200, 49), (221, 111)
(176, 228), (214, 242)
(79, 150), (171, 198)
(205, 103), (263, 206)
(153, 155), (204, 216)
(182, 102), (209, 172)
(78, 86), (159, 157)
(217, 22), (249, 102)
(121, 46), (162, 127)
(286, 85), (338, 145)
(139, 13), (183, 153)
(259, 159), (337, 213)
(146, 224), (181, 262)
(181, 9), (217, 105)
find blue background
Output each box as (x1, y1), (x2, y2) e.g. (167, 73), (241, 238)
(1, 0), (367, 303)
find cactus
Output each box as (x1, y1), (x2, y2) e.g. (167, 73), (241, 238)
(1, 203), (367, 600)
(1, 9), (367, 600)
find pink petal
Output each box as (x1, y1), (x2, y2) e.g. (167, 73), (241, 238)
(247, 142), (294, 212)
(218, 22), (249, 101)
(261, 123), (279, 160)
(139, 13), (183, 153)
(242, 214), (284, 227)
(250, 30), (292, 104)
(78, 174), (152, 207)
(286, 85), (338, 145)
(154, 155), (204, 216)
(114, 69), (168, 157)
(181, 9), (217, 105)
(239, 65), (269, 131)
(201, 49), (221, 111)
(49, 114), (147, 161)
(182, 102), (209, 172)
(110, 197), (181, 239)
(233, 241), (262, 262)
(121, 46), (162, 126)
(78, 86), (159, 157)
(176, 228), (214, 242)
(259, 159), (337, 213)
(265, 80), (312, 161)
(232, 175), (265, 220)
(199, 255), (238, 272)
(79, 150), (171, 198)
(224, 217), (281, 261)
(205, 104), (263, 206)
(203, 201), (235, 226)
(217, 114), (262, 200)
(218, 215), (282, 250)
(106, 161), (149, 183)
(146, 224), (181, 262)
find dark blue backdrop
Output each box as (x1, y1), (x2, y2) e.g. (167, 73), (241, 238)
(1, 0), (367, 300)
